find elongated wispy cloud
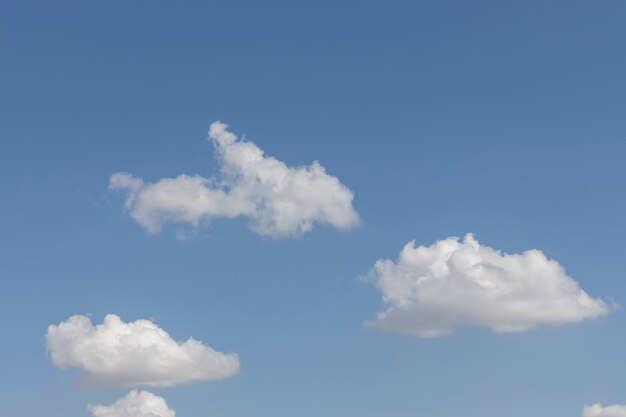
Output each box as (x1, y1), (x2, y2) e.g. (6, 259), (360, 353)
(88, 390), (175, 417)
(583, 404), (626, 417)
(110, 122), (359, 237)
(367, 234), (610, 337)
(46, 314), (240, 388)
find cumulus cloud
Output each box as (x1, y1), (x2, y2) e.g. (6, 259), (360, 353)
(88, 390), (175, 417)
(583, 404), (626, 417)
(46, 314), (240, 388)
(367, 234), (610, 337)
(109, 121), (359, 237)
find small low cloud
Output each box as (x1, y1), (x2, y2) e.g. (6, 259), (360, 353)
(88, 390), (175, 417)
(583, 404), (626, 417)
(110, 121), (359, 238)
(367, 234), (610, 337)
(46, 314), (240, 388)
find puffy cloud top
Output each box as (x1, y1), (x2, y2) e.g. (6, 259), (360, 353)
(110, 121), (359, 237)
(368, 234), (609, 337)
(583, 404), (626, 417)
(46, 314), (240, 388)
(88, 390), (175, 417)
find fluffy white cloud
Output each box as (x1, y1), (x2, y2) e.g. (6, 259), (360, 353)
(583, 404), (626, 417)
(110, 121), (359, 237)
(88, 390), (175, 417)
(46, 314), (240, 388)
(367, 234), (609, 337)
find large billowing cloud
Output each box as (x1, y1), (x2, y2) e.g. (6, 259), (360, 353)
(88, 390), (175, 417)
(583, 404), (626, 417)
(110, 122), (359, 238)
(367, 234), (609, 337)
(46, 314), (240, 388)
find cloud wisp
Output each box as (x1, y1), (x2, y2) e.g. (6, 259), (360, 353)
(367, 234), (610, 337)
(583, 404), (626, 417)
(110, 122), (359, 238)
(46, 314), (240, 388)
(88, 390), (175, 417)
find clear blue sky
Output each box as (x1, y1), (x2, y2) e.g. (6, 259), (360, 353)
(2, 1), (626, 416)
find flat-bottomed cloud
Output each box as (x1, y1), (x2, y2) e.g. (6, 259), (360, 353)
(367, 234), (609, 337)
(88, 390), (175, 417)
(583, 404), (626, 417)
(110, 122), (359, 237)
(46, 314), (240, 388)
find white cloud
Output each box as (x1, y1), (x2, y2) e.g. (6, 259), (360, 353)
(46, 314), (240, 388)
(110, 121), (359, 238)
(583, 404), (626, 417)
(367, 234), (610, 337)
(88, 390), (175, 417)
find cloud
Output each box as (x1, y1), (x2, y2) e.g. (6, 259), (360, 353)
(88, 390), (175, 417)
(46, 314), (240, 388)
(583, 404), (626, 417)
(367, 234), (610, 337)
(110, 121), (359, 237)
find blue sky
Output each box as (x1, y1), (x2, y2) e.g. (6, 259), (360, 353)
(2, 1), (626, 416)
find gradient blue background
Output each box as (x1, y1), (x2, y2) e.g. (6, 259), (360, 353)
(1, 1), (626, 416)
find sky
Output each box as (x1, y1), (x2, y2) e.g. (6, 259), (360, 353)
(1, 1), (626, 416)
